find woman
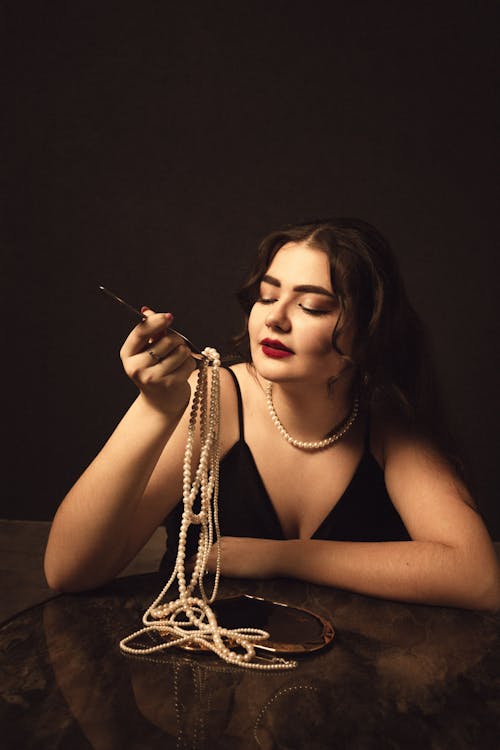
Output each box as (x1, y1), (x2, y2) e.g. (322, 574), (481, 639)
(44, 218), (500, 609)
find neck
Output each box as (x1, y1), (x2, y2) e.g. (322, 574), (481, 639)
(262, 376), (355, 442)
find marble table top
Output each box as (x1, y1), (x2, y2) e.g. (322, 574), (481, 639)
(1, 573), (499, 749)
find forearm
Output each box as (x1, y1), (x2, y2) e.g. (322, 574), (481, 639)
(44, 395), (182, 591)
(277, 538), (500, 610)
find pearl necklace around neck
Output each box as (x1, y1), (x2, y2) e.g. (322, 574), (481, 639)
(265, 382), (359, 450)
(120, 350), (295, 671)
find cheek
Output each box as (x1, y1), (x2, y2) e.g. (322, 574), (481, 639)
(297, 320), (337, 356)
(313, 333), (337, 357)
(312, 313), (351, 357)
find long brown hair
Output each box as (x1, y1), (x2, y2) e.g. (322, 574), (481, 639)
(232, 218), (463, 472)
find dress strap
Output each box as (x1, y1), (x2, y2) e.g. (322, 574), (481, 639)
(224, 367), (245, 441)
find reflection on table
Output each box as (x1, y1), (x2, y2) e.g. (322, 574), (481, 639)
(1, 573), (499, 749)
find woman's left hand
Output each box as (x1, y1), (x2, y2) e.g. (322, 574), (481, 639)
(202, 537), (283, 579)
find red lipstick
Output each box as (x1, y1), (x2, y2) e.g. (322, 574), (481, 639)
(260, 338), (294, 359)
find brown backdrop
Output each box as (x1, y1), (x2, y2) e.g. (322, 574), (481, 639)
(4, 1), (499, 537)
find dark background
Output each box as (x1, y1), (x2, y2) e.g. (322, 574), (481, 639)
(4, 1), (499, 537)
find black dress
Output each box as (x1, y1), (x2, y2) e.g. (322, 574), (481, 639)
(160, 368), (410, 573)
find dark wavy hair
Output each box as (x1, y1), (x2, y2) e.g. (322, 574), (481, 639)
(232, 217), (463, 471)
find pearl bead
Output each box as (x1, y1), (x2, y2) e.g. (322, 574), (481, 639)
(265, 382), (359, 452)
(119, 349), (296, 671)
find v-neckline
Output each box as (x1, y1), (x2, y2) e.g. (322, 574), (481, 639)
(220, 437), (371, 540)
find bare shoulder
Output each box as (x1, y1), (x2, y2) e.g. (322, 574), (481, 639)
(370, 406), (482, 539)
(226, 361), (254, 382)
(225, 362), (265, 415)
(369, 406), (457, 477)
(226, 362), (262, 394)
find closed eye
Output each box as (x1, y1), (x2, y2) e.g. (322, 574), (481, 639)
(298, 303), (330, 316)
(257, 298), (330, 315)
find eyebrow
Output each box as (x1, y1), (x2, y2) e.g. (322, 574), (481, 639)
(261, 274), (336, 299)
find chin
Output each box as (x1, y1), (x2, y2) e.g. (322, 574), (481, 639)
(251, 354), (299, 383)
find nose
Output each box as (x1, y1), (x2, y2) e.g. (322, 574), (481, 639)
(265, 301), (291, 332)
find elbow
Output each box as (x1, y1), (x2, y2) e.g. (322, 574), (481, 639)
(443, 536), (500, 612)
(468, 591), (500, 613)
(44, 557), (81, 594)
(43, 551), (114, 594)
(43, 530), (88, 593)
(44, 548), (67, 593)
(460, 561), (500, 613)
(43, 525), (126, 593)
(44, 566), (114, 594)
(44, 572), (78, 595)
(473, 576), (500, 612)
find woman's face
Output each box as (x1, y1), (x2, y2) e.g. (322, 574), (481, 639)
(248, 242), (351, 386)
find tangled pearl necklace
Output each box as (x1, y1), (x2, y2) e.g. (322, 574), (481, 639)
(266, 382), (359, 450)
(120, 349), (296, 670)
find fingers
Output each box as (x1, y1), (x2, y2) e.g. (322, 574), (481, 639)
(147, 345), (196, 382)
(120, 307), (191, 379)
(120, 308), (173, 360)
(142, 330), (188, 365)
(124, 339), (194, 385)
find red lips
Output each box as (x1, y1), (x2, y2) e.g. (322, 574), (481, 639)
(260, 338), (294, 359)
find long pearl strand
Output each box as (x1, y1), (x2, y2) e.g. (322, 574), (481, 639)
(266, 382), (359, 450)
(120, 349), (296, 670)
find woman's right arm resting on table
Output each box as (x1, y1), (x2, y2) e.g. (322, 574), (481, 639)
(44, 310), (200, 592)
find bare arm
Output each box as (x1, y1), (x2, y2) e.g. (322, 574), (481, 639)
(279, 535), (500, 610)
(44, 310), (197, 592)
(205, 428), (500, 610)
